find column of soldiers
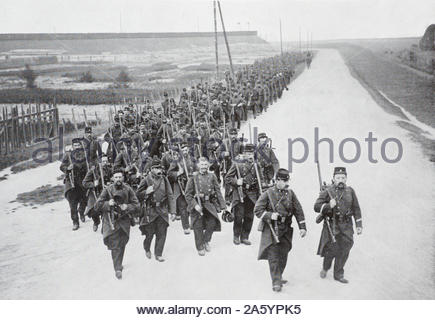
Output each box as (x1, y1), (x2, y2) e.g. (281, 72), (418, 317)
(60, 51), (362, 290)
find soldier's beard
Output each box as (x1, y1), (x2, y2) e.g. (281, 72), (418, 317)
(115, 180), (122, 187)
(337, 182), (346, 189)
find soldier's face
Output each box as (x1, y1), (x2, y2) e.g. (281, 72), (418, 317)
(198, 160), (209, 172)
(72, 142), (82, 150)
(276, 178), (289, 190)
(259, 137), (267, 144)
(113, 173), (124, 184)
(333, 174), (347, 188)
(152, 167), (162, 176)
(101, 157), (108, 166)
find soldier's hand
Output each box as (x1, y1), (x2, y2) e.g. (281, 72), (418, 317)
(356, 227), (363, 235)
(236, 178), (243, 186)
(109, 199), (115, 206)
(162, 139), (167, 144)
(300, 229), (307, 238)
(67, 164), (74, 171)
(145, 186), (154, 194)
(271, 212), (279, 220)
(223, 151), (230, 157)
(329, 199), (336, 208)
(177, 167), (184, 176)
(120, 204), (128, 211)
(194, 204), (202, 212)
(94, 180), (99, 186)
(170, 214), (176, 222)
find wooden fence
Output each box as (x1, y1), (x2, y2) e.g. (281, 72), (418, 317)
(0, 104), (59, 155)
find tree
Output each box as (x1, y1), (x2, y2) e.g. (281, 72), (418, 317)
(116, 69), (131, 87)
(79, 70), (94, 83)
(21, 64), (37, 88)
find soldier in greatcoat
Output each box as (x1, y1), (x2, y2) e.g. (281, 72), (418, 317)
(254, 168), (307, 292)
(225, 143), (265, 245)
(60, 138), (89, 230)
(314, 167), (362, 284)
(95, 169), (140, 279)
(136, 157), (176, 262)
(185, 157), (226, 256)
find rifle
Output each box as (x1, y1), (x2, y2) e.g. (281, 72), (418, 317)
(234, 162), (244, 203)
(105, 186), (116, 231)
(265, 189), (280, 244)
(66, 150), (75, 188)
(315, 159), (336, 243)
(80, 140), (98, 200)
(192, 173), (203, 216)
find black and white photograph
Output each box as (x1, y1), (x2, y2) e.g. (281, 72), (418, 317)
(0, 0), (434, 318)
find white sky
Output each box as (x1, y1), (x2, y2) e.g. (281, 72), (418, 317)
(0, 0), (433, 41)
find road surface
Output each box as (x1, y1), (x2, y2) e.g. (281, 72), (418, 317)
(0, 49), (433, 299)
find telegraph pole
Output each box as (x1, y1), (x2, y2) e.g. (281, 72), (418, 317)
(279, 19), (283, 55)
(213, 0), (219, 80)
(217, 1), (235, 78)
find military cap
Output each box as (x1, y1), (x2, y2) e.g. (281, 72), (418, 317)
(258, 132), (267, 140)
(71, 138), (82, 144)
(151, 156), (162, 168)
(163, 91), (168, 97)
(112, 168), (124, 176)
(333, 167), (347, 176)
(229, 128), (238, 135)
(243, 143), (255, 153)
(276, 168), (290, 181)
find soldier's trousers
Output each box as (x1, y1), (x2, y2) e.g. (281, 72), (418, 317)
(192, 209), (217, 251)
(267, 237), (292, 286)
(142, 216), (168, 257)
(105, 229), (129, 272)
(233, 198), (255, 240)
(176, 195), (190, 231)
(66, 188), (87, 224)
(322, 233), (354, 279)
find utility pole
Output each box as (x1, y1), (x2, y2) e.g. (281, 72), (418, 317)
(279, 19), (283, 55)
(217, 1), (235, 78)
(213, 0), (219, 80)
(299, 27), (301, 53)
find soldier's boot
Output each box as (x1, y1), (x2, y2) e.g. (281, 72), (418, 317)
(72, 221), (79, 231)
(93, 223), (98, 232)
(241, 239), (251, 246)
(115, 270), (122, 280)
(272, 284), (282, 292)
(334, 277), (349, 284)
(145, 251), (152, 259)
(204, 242), (211, 252)
(233, 236), (241, 245)
(183, 229), (191, 235)
(198, 249), (206, 256)
(281, 279), (288, 285)
(80, 213), (85, 223)
(320, 269), (327, 279)
(155, 255), (165, 262)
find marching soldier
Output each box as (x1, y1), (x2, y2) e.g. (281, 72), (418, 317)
(82, 156), (112, 232)
(95, 169), (140, 279)
(314, 167), (362, 284)
(167, 142), (197, 233)
(60, 138), (89, 230)
(136, 157), (176, 262)
(82, 126), (101, 165)
(256, 132), (279, 183)
(225, 144), (265, 245)
(185, 157), (226, 256)
(254, 168), (307, 292)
